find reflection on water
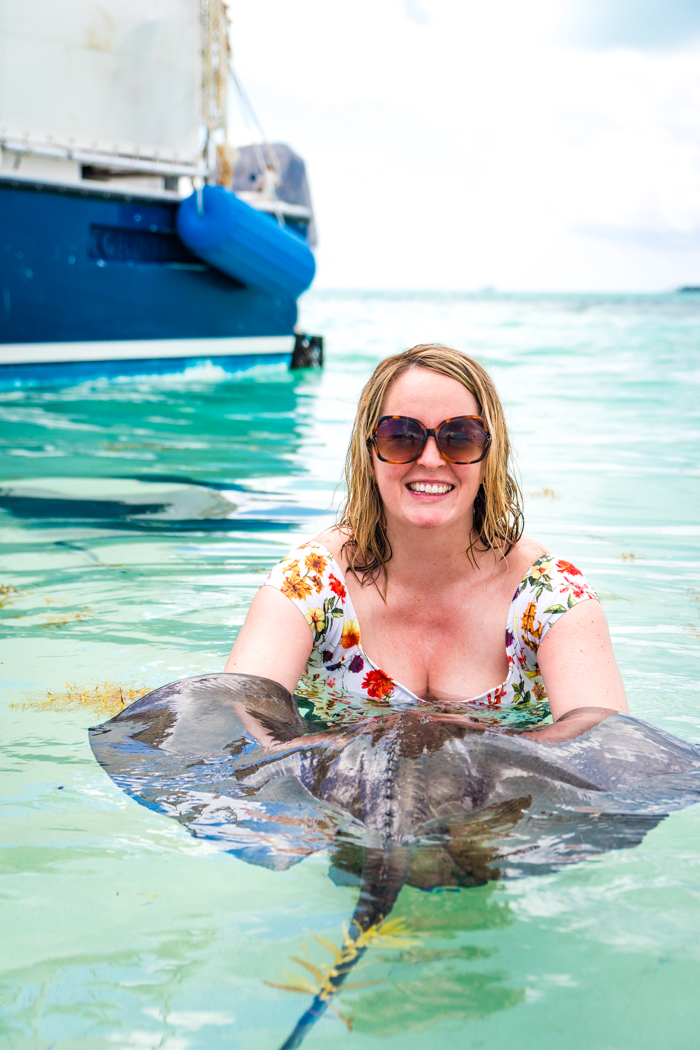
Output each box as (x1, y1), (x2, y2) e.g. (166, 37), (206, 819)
(0, 476), (301, 532)
(2, 292), (700, 1049)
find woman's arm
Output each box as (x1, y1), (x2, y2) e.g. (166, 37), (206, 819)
(224, 585), (313, 694)
(524, 598), (628, 743)
(537, 598), (628, 719)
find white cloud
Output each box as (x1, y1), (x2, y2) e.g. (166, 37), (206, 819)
(228, 0), (700, 291)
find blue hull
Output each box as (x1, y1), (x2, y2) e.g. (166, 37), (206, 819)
(0, 177), (298, 345)
(0, 351), (291, 389)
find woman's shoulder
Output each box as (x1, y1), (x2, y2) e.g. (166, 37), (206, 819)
(506, 538), (592, 586)
(311, 526), (352, 566)
(507, 543), (597, 659)
(505, 535), (548, 577)
(511, 545), (597, 619)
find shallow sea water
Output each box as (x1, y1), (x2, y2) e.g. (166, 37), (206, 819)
(1, 290), (700, 1049)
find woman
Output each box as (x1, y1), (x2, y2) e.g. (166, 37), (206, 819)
(227, 343), (627, 742)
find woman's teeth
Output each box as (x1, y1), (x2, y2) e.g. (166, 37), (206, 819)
(407, 482), (454, 494)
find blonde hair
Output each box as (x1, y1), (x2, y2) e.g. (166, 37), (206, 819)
(338, 343), (523, 583)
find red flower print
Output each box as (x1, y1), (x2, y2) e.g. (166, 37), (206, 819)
(362, 669), (395, 701)
(487, 684), (506, 706)
(572, 583), (587, 599)
(557, 560), (582, 577)
(328, 573), (347, 600)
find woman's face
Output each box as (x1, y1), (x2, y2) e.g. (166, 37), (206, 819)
(372, 366), (486, 535)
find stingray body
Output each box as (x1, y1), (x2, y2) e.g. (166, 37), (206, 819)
(90, 673), (700, 1047)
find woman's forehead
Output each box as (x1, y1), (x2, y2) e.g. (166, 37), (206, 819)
(382, 367), (480, 418)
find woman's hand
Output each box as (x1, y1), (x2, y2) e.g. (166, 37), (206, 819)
(520, 705), (622, 745)
(231, 700), (342, 751)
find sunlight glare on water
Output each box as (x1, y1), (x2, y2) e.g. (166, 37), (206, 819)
(1, 291), (699, 1049)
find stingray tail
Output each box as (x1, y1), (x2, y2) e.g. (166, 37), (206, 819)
(277, 846), (413, 1050)
(350, 845), (413, 931)
(277, 994), (331, 1050)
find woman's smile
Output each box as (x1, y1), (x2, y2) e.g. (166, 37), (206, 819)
(406, 480), (455, 496)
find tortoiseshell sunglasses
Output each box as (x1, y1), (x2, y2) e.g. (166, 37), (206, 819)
(369, 415), (491, 464)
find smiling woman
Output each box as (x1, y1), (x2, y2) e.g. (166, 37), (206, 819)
(226, 343), (628, 736)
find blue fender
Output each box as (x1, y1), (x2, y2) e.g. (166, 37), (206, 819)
(176, 185), (315, 299)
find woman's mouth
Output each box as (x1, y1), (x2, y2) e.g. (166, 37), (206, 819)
(406, 482), (455, 495)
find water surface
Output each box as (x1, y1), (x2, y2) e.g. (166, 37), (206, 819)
(1, 291), (699, 1048)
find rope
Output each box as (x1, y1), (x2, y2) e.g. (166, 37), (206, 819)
(228, 61), (284, 224)
(228, 61), (279, 179)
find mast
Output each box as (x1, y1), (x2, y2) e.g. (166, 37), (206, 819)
(200, 0), (235, 187)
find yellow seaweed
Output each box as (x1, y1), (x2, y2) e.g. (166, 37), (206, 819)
(14, 679), (148, 716)
(40, 609), (89, 629)
(0, 583), (17, 607)
(266, 916), (420, 1005)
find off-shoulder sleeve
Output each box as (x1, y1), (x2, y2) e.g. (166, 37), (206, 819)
(508, 555), (598, 673)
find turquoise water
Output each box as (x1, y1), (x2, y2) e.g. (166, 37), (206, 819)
(1, 291), (700, 1049)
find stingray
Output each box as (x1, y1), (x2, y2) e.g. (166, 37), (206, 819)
(90, 673), (700, 1048)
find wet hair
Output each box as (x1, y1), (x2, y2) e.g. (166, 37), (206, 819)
(338, 343), (524, 585)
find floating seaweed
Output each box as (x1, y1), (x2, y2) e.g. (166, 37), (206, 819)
(0, 583), (17, 607)
(40, 608), (90, 629)
(267, 916), (419, 1037)
(17, 679), (148, 716)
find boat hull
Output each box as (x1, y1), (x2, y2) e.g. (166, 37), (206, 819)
(0, 178), (299, 352)
(0, 336), (293, 388)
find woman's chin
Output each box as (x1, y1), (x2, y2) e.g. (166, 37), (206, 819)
(398, 504), (463, 531)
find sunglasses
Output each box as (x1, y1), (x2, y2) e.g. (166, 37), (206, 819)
(369, 415), (491, 465)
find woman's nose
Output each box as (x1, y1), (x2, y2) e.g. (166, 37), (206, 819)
(416, 434), (444, 467)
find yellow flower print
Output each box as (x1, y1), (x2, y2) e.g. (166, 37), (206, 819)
(309, 573), (324, 593)
(341, 618), (361, 649)
(520, 601), (543, 641)
(532, 681), (547, 702)
(528, 560), (551, 582)
(305, 552), (328, 575)
(281, 565), (313, 601)
(305, 607), (326, 633)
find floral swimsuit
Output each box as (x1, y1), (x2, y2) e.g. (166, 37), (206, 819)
(263, 541), (597, 728)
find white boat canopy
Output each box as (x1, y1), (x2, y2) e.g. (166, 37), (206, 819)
(0, 0), (209, 177)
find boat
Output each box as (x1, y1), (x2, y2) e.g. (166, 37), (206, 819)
(0, 0), (322, 387)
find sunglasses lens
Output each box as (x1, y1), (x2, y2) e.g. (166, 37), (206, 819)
(374, 417), (425, 462)
(437, 418), (489, 463)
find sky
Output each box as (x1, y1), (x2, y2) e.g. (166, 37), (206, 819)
(227, 0), (700, 292)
